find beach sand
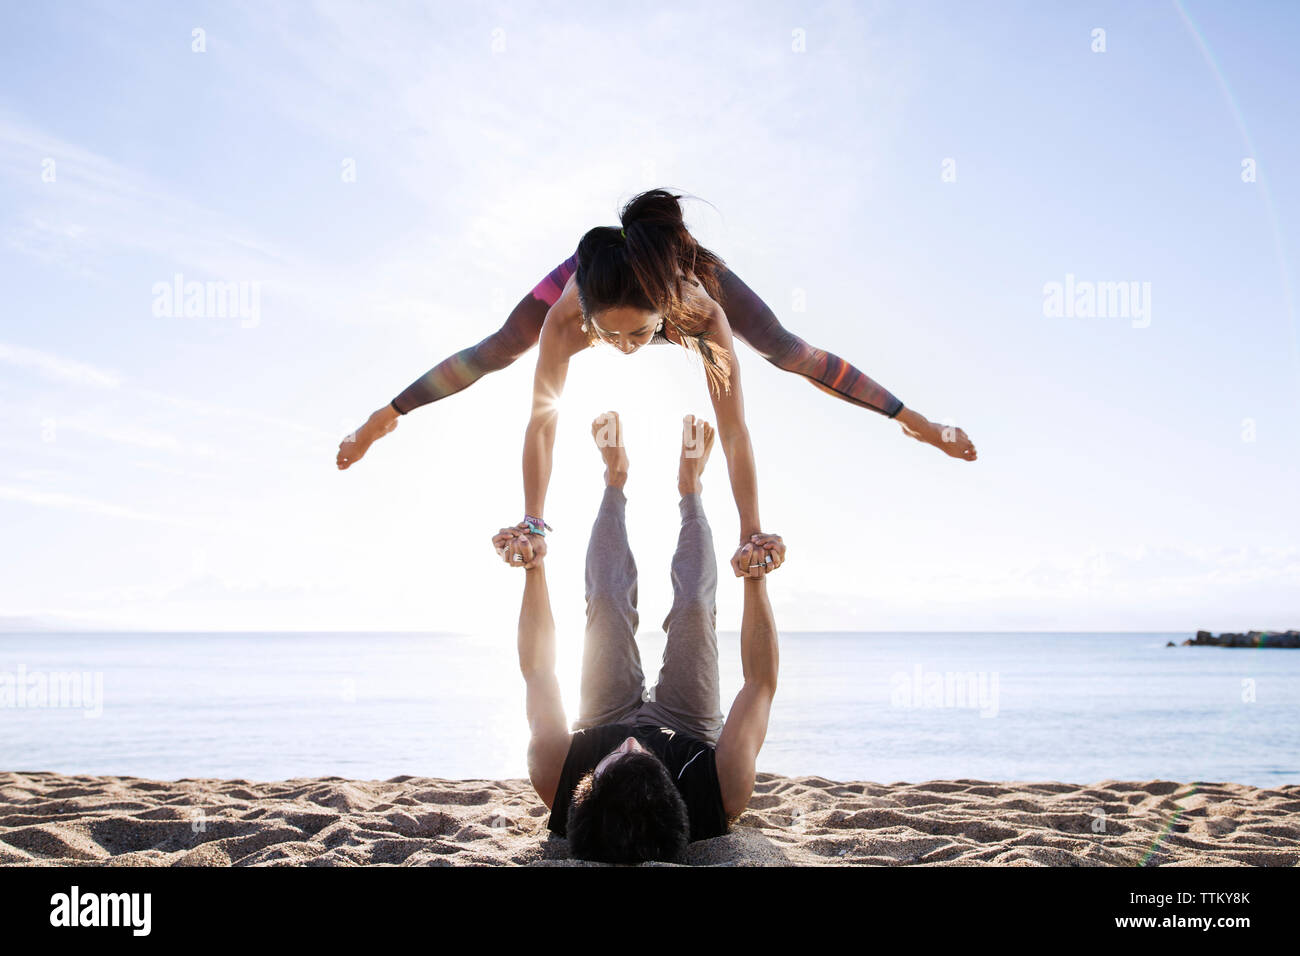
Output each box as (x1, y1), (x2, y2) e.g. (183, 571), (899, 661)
(1, 771), (1297, 866)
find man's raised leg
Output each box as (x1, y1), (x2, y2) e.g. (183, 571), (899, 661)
(636, 415), (725, 745)
(574, 411), (646, 731)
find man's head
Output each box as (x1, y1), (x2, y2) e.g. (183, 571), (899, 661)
(566, 735), (689, 864)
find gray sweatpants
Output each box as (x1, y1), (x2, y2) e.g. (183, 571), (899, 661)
(573, 484), (724, 746)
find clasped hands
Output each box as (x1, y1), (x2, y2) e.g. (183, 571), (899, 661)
(492, 523), (548, 570)
(731, 532), (786, 579)
(491, 522), (785, 579)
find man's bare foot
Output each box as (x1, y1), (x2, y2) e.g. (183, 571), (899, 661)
(896, 407), (977, 461)
(337, 407), (399, 470)
(678, 414), (715, 496)
(591, 410), (629, 488)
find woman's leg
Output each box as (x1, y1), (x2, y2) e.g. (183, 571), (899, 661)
(716, 266), (976, 460)
(389, 252), (578, 415)
(715, 266), (904, 418)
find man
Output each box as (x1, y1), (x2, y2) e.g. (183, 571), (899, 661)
(493, 411), (784, 864)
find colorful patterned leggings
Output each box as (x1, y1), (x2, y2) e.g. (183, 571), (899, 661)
(389, 252), (904, 418)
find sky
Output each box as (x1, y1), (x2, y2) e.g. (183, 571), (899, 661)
(1, 0), (1297, 637)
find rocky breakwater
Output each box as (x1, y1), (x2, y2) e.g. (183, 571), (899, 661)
(1183, 630), (1300, 648)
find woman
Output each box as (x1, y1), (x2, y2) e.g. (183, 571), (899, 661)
(337, 189), (976, 577)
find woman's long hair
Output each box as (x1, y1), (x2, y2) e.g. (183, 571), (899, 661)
(574, 189), (732, 397)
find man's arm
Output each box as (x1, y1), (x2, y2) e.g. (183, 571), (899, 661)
(713, 546), (782, 819)
(513, 553), (571, 809)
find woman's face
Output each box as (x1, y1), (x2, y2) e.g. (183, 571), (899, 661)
(589, 306), (660, 355)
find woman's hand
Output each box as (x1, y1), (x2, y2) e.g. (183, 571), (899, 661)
(492, 524), (547, 570)
(729, 532), (786, 579)
(336, 405), (399, 470)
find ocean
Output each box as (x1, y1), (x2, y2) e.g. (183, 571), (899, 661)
(1, 631), (1296, 787)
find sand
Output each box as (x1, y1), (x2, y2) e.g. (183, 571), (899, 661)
(1, 771), (1297, 866)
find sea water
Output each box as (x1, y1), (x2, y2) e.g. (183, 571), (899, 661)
(1, 631), (1295, 786)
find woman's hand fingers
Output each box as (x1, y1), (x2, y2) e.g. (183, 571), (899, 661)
(492, 529), (518, 560)
(748, 533), (786, 573)
(492, 527), (548, 570)
(498, 534), (530, 568)
(729, 543), (752, 578)
(494, 529), (526, 566)
(521, 534), (546, 569)
(766, 536), (786, 571)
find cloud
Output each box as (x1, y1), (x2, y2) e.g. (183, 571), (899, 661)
(0, 339), (333, 456)
(52, 414), (220, 459)
(0, 114), (370, 327)
(0, 482), (241, 534)
(0, 342), (121, 388)
(0, 482), (173, 523)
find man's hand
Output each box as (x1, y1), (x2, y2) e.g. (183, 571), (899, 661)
(492, 524), (547, 570)
(729, 532), (786, 579)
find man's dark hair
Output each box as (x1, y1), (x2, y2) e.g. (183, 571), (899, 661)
(566, 751), (690, 864)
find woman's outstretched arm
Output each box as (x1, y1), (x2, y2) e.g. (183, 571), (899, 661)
(699, 304), (771, 579)
(523, 315), (570, 537)
(335, 252), (578, 470)
(505, 285), (589, 568)
(715, 265), (976, 461)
